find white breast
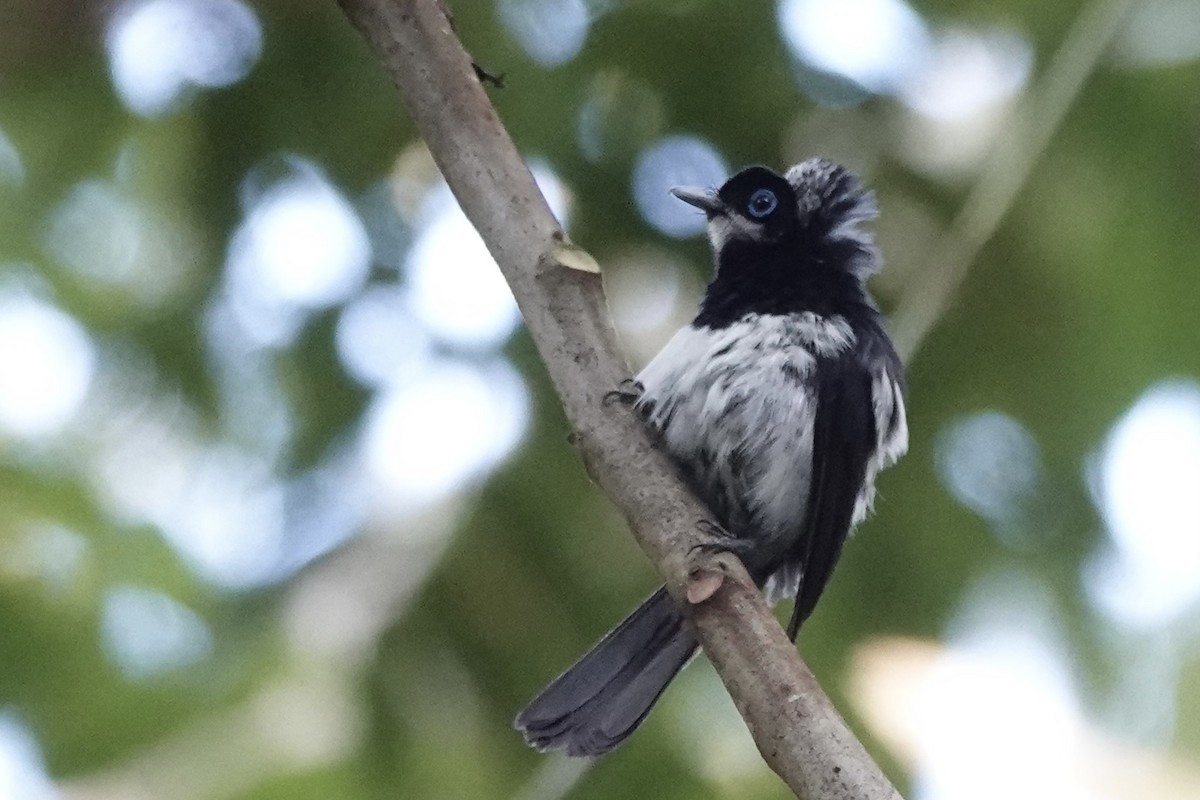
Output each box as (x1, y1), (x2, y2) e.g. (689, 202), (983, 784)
(636, 314), (854, 553)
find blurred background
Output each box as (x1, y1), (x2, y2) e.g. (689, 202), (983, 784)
(1, 0), (1199, 798)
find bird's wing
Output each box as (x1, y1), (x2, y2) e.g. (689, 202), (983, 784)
(784, 351), (878, 640)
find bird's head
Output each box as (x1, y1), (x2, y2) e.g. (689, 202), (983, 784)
(671, 158), (880, 286)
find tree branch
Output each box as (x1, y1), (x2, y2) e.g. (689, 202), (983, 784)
(335, 1), (902, 797)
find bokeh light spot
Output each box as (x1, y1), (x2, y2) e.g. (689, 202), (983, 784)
(604, 247), (702, 368)
(576, 73), (666, 163)
(336, 285), (431, 388)
(917, 573), (1083, 800)
(633, 135), (728, 238)
(363, 359), (529, 512)
(935, 411), (1043, 530)
(158, 449), (287, 588)
(230, 163), (371, 309)
(45, 178), (197, 308)
(0, 294), (95, 438)
(497, 0), (592, 67)
(0, 523), (89, 595)
(91, 397), (289, 589)
(106, 0), (262, 116)
(101, 585), (214, 679)
(1086, 380), (1200, 627)
(899, 27), (1032, 122)
(0, 715), (55, 800)
(777, 0), (930, 92)
(1117, 0), (1200, 68)
(404, 190), (520, 350)
(225, 157), (371, 347)
(405, 163), (568, 349)
(894, 27), (1033, 179)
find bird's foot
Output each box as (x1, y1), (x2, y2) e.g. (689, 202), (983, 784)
(602, 378), (644, 407)
(689, 519), (755, 561)
(685, 521), (752, 604)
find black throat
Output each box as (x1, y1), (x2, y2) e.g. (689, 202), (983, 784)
(693, 232), (876, 329)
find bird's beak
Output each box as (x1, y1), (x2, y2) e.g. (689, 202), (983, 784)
(670, 186), (725, 217)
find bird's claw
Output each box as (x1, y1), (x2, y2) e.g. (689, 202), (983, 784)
(686, 520), (754, 604)
(603, 379), (645, 407)
(689, 520), (755, 562)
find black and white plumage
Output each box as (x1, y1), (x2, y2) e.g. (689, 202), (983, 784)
(515, 158), (908, 757)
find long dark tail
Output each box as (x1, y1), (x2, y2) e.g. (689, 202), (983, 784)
(514, 587), (698, 756)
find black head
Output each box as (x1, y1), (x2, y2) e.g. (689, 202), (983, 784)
(672, 166), (799, 247)
(672, 158), (881, 324)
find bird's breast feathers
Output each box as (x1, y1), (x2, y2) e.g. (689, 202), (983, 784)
(635, 311), (906, 553)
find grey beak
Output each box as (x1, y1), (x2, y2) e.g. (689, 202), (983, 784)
(670, 186), (725, 216)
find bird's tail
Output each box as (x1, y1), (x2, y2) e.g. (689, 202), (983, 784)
(514, 587), (698, 756)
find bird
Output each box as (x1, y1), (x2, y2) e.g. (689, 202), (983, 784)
(514, 158), (909, 757)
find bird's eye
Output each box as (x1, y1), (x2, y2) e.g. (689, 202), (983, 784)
(747, 188), (777, 219)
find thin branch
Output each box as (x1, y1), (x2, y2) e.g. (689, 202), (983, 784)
(891, 0), (1134, 361)
(335, 0), (902, 797)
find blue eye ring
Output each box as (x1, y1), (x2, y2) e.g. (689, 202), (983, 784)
(747, 188), (777, 219)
